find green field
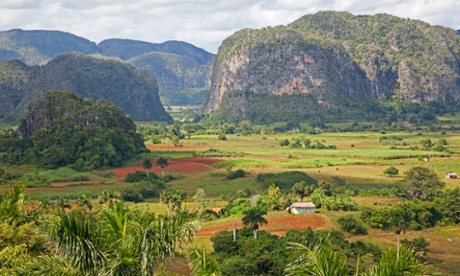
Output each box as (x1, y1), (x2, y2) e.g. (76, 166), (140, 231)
(1, 125), (460, 274)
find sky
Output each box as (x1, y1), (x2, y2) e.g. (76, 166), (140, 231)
(0, 0), (459, 54)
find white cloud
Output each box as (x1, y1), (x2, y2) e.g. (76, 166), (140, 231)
(0, 0), (458, 53)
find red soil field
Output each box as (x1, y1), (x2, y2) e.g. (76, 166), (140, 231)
(198, 214), (327, 237)
(106, 157), (224, 178)
(146, 145), (207, 150)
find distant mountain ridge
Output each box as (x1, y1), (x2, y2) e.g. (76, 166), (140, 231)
(0, 52), (172, 123)
(203, 11), (460, 123)
(0, 29), (214, 105)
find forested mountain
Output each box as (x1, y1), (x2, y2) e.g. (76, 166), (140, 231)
(0, 53), (172, 123)
(0, 29), (214, 106)
(203, 11), (460, 124)
(98, 38), (214, 65)
(128, 52), (211, 105)
(0, 29), (100, 65)
(1, 91), (147, 170)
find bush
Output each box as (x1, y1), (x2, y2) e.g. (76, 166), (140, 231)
(121, 188), (144, 202)
(103, 172), (118, 178)
(279, 139), (290, 146)
(337, 215), (368, 235)
(218, 133), (227, 140)
(227, 169), (247, 180)
(125, 171), (158, 182)
(257, 171), (317, 190)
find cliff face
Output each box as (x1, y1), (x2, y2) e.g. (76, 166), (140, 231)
(0, 53), (172, 123)
(203, 12), (460, 122)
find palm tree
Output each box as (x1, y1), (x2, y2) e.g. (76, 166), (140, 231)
(142, 158), (153, 178)
(242, 206), (268, 239)
(187, 246), (221, 276)
(57, 197), (72, 212)
(97, 190), (121, 207)
(156, 156), (169, 182)
(362, 246), (429, 276)
(286, 240), (350, 276)
(77, 194), (93, 211)
(160, 190), (176, 216)
(45, 209), (105, 275)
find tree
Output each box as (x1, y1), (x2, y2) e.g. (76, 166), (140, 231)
(286, 239), (350, 276)
(363, 246), (429, 276)
(57, 197), (72, 212)
(384, 166), (399, 177)
(292, 181), (314, 201)
(43, 202), (200, 275)
(242, 206), (268, 239)
(192, 188), (213, 213)
(77, 194), (93, 211)
(97, 190), (121, 207)
(156, 157), (169, 182)
(405, 166), (444, 199)
(187, 246), (221, 276)
(160, 190), (185, 216)
(142, 158), (153, 178)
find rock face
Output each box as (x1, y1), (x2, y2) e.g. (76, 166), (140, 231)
(0, 53), (172, 123)
(203, 11), (460, 122)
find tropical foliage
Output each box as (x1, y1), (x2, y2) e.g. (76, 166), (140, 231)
(0, 185), (200, 275)
(0, 91), (147, 170)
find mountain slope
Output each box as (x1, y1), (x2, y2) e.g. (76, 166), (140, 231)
(129, 52), (211, 105)
(0, 30), (214, 106)
(203, 11), (460, 123)
(0, 53), (172, 123)
(0, 29), (100, 65)
(98, 38), (214, 64)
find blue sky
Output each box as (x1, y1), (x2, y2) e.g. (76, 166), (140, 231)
(1, 0), (459, 53)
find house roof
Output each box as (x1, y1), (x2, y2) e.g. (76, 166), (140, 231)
(291, 202), (316, 208)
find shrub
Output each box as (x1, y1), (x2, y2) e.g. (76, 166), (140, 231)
(103, 172), (118, 178)
(218, 133), (227, 140)
(257, 171), (317, 190)
(279, 139), (290, 146)
(227, 169), (247, 180)
(121, 188), (144, 202)
(337, 215), (368, 235)
(125, 171), (158, 182)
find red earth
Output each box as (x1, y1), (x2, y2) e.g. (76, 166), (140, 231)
(106, 157), (224, 178)
(198, 214), (327, 237)
(146, 145), (207, 150)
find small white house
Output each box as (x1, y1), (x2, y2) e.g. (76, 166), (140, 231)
(290, 202), (316, 214)
(445, 172), (458, 179)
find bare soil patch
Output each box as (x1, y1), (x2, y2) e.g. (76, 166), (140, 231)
(106, 157), (224, 178)
(198, 213), (327, 237)
(146, 145), (207, 150)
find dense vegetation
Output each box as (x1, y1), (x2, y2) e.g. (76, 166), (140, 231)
(0, 185), (200, 275)
(0, 91), (147, 170)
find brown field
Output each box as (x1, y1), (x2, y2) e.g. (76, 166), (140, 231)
(147, 145), (207, 150)
(105, 157), (224, 178)
(198, 212), (328, 237)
